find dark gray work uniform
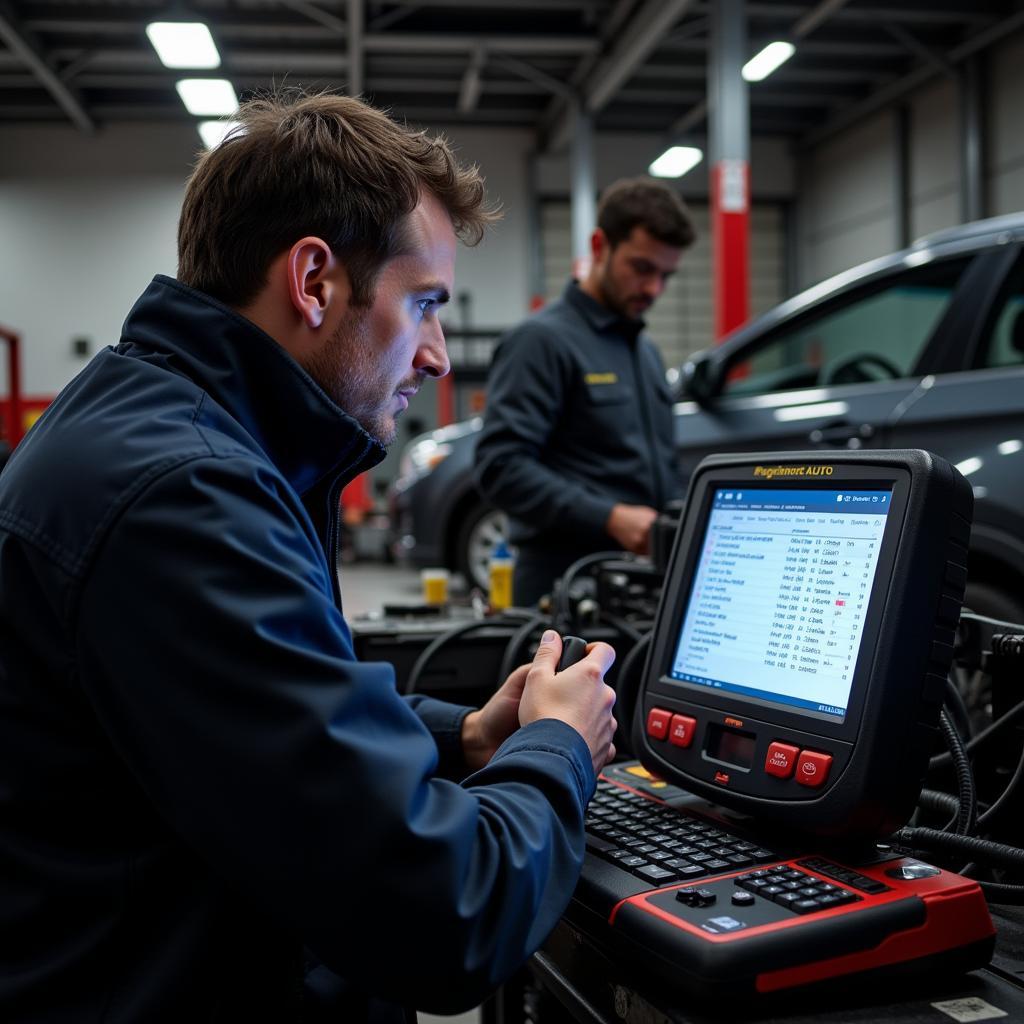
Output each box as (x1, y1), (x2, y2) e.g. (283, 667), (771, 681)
(474, 281), (682, 605)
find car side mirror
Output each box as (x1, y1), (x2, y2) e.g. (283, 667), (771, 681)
(677, 352), (721, 407)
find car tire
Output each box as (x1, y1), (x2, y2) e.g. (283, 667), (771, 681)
(455, 503), (508, 592)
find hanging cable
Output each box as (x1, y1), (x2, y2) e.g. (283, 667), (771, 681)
(938, 708), (977, 836)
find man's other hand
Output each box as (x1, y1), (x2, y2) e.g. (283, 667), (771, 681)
(461, 662), (530, 771)
(518, 631), (617, 776)
(606, 503), (658, 554)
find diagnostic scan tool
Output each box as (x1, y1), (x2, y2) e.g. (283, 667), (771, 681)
(572, 452), (995, 1000)
(636, 449), (972, 839)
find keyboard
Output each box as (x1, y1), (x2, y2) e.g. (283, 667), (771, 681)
(566, 767), (995, 999)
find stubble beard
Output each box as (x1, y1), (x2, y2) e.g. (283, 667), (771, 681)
(302, 309), (399, 448)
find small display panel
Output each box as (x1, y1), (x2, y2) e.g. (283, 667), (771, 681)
(670, 487), (892, 722)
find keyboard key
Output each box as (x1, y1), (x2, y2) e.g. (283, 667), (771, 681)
(636, 864), (676, 883)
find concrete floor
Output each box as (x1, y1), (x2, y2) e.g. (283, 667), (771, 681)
(339, 561), (483, 1024)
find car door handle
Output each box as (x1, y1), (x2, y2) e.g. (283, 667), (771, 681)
(809, 422), (875, 448)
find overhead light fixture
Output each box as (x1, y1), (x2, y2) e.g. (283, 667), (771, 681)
(198, 119), (242, 150)
(648, 146), (703, 179)
(176, 79), (239, 116)
(742, 41), (795, 82)
(146, 22), (221, 69)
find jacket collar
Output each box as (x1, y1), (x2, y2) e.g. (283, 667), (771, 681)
(562, 280), (645, 341)
(120, 275), (386, 496)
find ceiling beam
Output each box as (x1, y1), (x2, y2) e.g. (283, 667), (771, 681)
(457, 44), (486, 112)
(713, 2), (996, 27)
(348, 0), (363, 93)
(539, 0), (695, 152)
(883, 21), (956, 75)
(801, 8), (1024, 148)
(0, 0), (93, 131)
(585, 0), (696, 112)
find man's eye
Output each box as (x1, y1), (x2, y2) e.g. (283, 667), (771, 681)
(417, 298), (436, 314)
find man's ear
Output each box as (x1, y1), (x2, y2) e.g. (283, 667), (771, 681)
(285, 237), (349, 329)
(589, 227), (609, 264)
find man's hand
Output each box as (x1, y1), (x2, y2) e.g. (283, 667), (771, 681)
(606, 503), (658, 554)
(461, 663), (530, 772)
(518, 631), (617, 776)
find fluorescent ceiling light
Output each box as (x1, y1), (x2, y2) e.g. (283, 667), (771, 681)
(176, 79), (239, 116)
(198, 119), (242, 150)
(648, 146), (703, 179)
(742, 41), (795, 82)
(146, 22), (220, 69)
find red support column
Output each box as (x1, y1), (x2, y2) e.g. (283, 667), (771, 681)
(0, 326), (23, 448)
(711, 158), (750, 342)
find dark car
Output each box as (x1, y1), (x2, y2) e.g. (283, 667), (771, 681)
(389, 212), (1024, 620)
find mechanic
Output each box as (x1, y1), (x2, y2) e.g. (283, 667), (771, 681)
(473, 176), (696, 606)
(0, 92), (618, 1023)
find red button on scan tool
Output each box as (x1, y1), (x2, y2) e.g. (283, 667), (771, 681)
(669, 714), (697, 748)
(646, 708), (672, 740)
(764, 741), (799, 779)
(796, 750), (833, 788)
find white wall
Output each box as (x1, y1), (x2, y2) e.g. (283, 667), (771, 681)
(796, 112), (897, 289)
(0, 123), (198, 394)
(794, 27), (1024, 292)
(0, 122), (541, 395)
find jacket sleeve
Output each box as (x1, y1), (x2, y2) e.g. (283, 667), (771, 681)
(473, 323), (615, 540)
(74, 454), (595, 1014)
(402, 693), (473, 781)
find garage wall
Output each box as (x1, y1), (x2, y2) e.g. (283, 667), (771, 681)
(0, 122), (538, 397)
(988, 30), (1024, 214)
(795, 27), (1024, 292)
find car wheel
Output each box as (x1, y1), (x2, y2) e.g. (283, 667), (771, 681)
(456, 504), (508, 591)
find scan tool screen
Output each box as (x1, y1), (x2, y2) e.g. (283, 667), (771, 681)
(669, 487), (892, 723)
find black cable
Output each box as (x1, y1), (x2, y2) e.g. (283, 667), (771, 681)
(960, 611), (1024, 632)
(944, 674), (972, 743)
(939, 708), (977, 836)
(496, 614), (550, 685)
(929, 696), (1024, 771)
(597, 612), (644, 645)
(976, 731), (1024, 831)
(892, 826), (1024, 871)
(403, 615), (526, 695)
(916, 788), (962, 826)
(975, 880), (1024, 905)
(553, 551), (635, 627)
(612, 631), (653, 758)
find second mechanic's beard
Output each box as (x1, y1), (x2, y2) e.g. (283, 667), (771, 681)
(596, 264), (639, 320)
(302, 310), (402, 448)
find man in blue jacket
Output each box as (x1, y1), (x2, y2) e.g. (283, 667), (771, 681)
(0, 93), (617, 1022)
(474, 177), (696, 605)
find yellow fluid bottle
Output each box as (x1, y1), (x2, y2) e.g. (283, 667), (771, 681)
(488, 540), (515, 611)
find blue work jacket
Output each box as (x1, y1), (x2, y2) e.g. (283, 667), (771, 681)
(0, 276), (595, 1022)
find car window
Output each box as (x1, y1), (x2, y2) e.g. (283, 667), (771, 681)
(975, 256), (1024, 369)
(721, 258), (972, 398)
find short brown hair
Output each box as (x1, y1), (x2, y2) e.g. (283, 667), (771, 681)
(178, 91), (498, 307)
(597, 176), (696, 251)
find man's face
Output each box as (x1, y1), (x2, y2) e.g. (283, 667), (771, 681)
(303, 193), (455, 446)
(593, 225), (683, 319)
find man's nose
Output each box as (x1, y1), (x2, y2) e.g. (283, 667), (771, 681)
(415, 319), (450, 379)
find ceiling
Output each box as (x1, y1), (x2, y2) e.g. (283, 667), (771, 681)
(1, 0), (1023, 150)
